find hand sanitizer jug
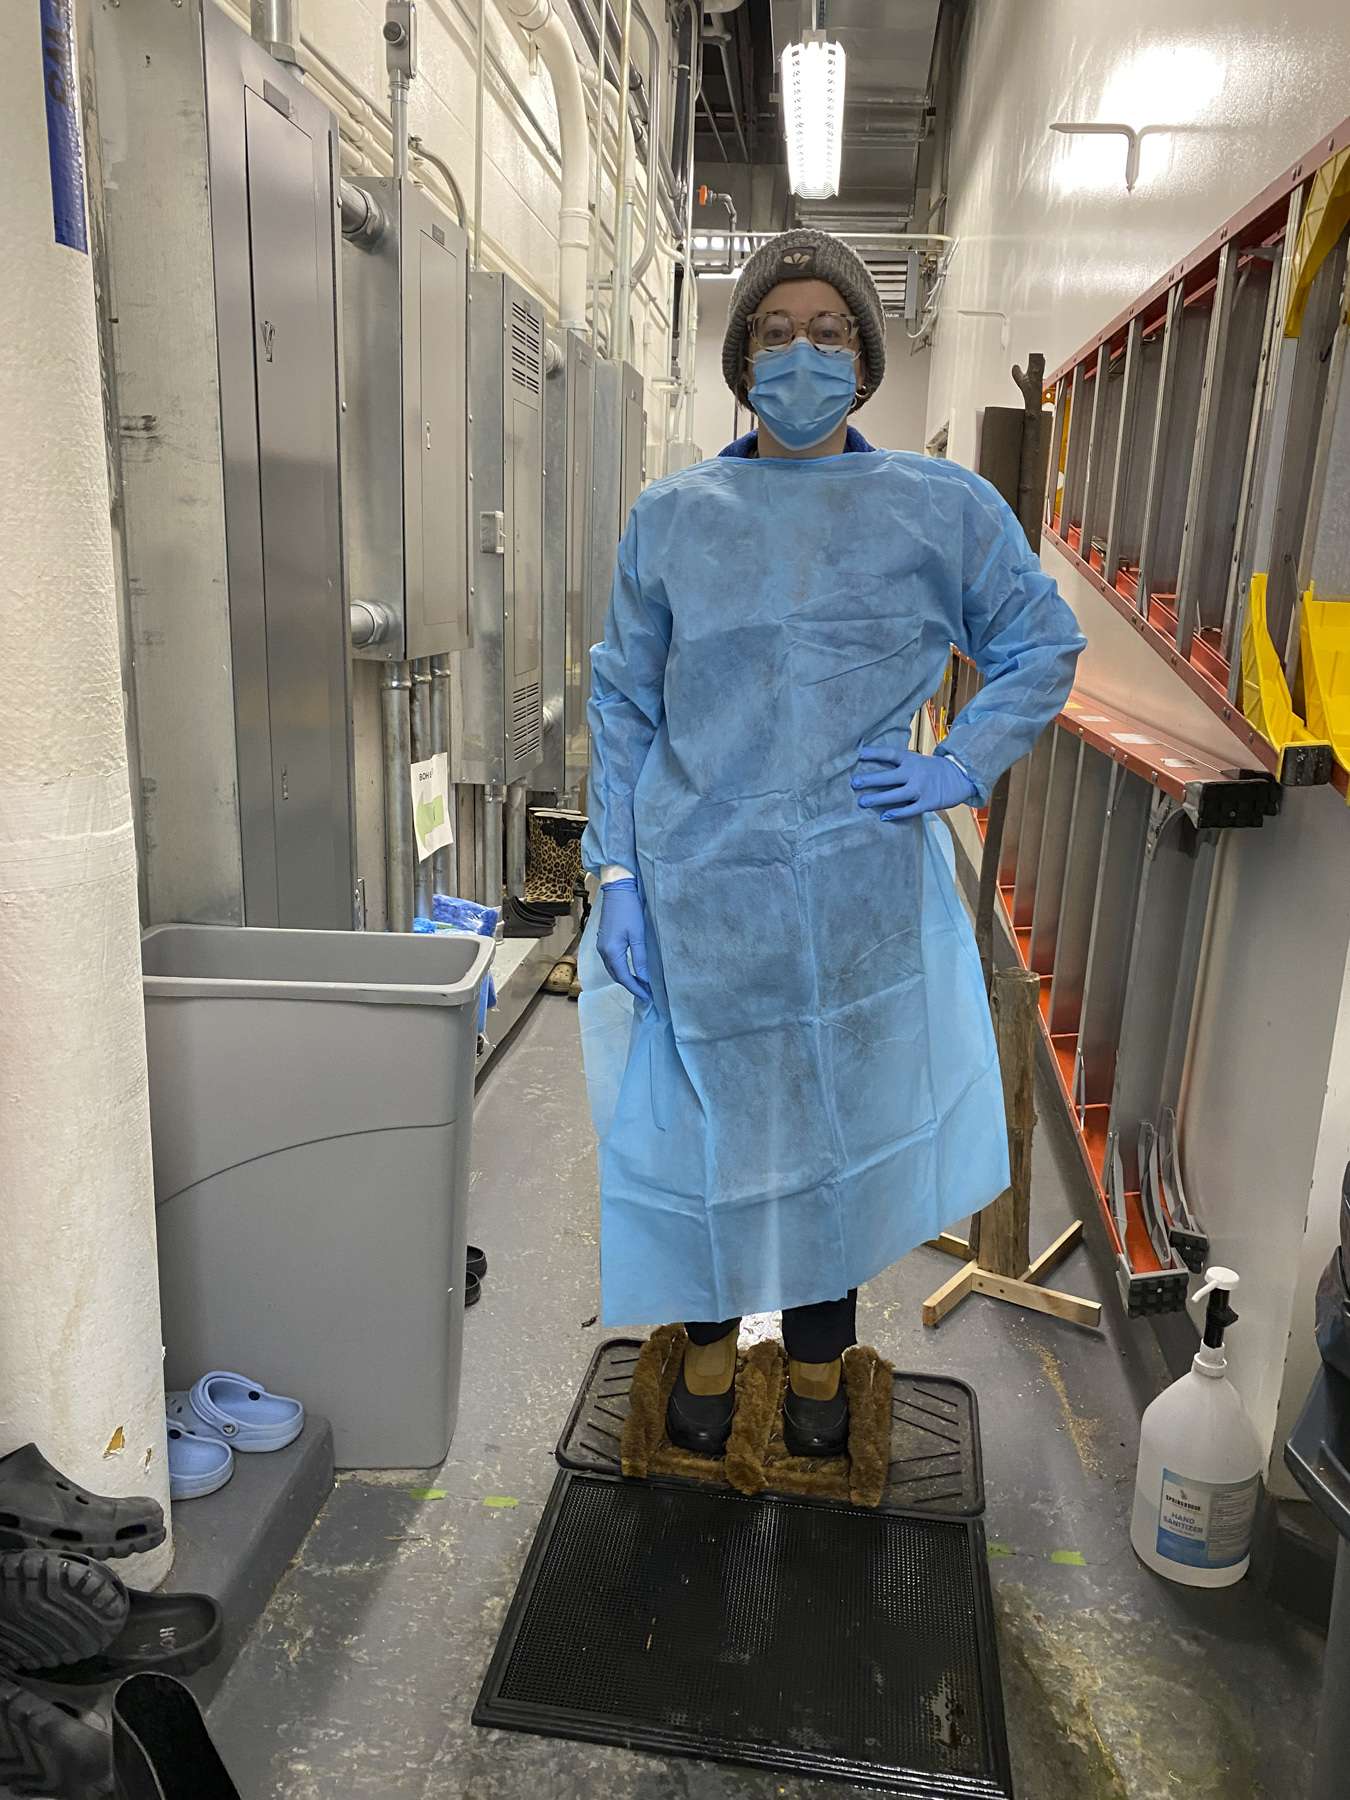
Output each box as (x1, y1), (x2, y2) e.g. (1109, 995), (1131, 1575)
(1130, 1267), (1263, 1587)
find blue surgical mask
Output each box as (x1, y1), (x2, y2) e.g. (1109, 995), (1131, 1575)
(748, 338), (857, 451)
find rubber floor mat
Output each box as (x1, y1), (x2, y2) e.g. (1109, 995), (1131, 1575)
(475, 1470), (1012, 1796)
(557, 1338), (985, 1516)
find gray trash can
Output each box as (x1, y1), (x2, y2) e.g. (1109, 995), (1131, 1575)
(143, 925), (494, 1468)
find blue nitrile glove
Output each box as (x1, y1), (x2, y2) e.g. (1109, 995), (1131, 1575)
(851, 744), (978, 821)
(597, 878), (652, 1005)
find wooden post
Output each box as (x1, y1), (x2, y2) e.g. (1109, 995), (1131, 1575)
(972, 967), (1040, 1276)
(921, 349), (1101, 1334)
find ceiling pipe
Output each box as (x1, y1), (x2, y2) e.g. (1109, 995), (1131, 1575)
(703, 21), (749, 165)
(498, 0), (592, 330)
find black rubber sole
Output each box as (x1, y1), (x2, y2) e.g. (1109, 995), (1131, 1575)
(0, 1552), (129, 1672)
(0, 1676), (113, 1799)
(782, 1392), (851, 1459)
(466, 1245), (488, 1282)
(466, 1270), (482, 1307)
(665, 1375), (735, 1458)
(32, 1588), (222, 1687)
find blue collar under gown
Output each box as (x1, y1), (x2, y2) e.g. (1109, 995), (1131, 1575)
(578, 445), (1085, 1326)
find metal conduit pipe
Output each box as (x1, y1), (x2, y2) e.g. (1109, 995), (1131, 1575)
(430, 657), (457, 896)
(505, 783), (529, 898)
(497, 0), (592, 329)
(701, 17), (748, 166)
(608, 0), (634, 358)
(381, 663), (415, 931)
(340, 179), (386, 244)
(407, 135), (467, 224)
(627, 3), (661, 286)
(410, 662), (434, 917)
(473, 0), (488, 266)
(588, 0), (608, 344)
(250, 0), (303, 67)
(483, 784), (505, 909)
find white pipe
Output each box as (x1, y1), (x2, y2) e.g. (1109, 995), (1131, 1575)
(609, 0), (633, 359)
(497, 0), (591, 330)
(0, 8), (171, 1579)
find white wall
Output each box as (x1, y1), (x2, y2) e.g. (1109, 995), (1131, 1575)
(934, 0), (1350, 1479)
(689, 275), (932, 463)
(927, 0), (1350, 467)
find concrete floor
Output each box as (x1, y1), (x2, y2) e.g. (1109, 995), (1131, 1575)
(210, 992), (1326, 1799)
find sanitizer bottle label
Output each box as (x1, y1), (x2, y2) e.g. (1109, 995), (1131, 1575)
(1156, 1468), (1259, 1568)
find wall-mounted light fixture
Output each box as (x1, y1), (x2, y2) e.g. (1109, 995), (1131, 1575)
(781, 14), (846, 202)
(1049, 121), (1168, 193)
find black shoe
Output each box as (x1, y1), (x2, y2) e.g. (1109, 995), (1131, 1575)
(465, 1269), (482, 1308)
(0, 1551), (129, 1673)
(665, 1367), (735, 1457)
(783, 1385), (850, 1458)
(0, 1446), (165, 1561)
(0, 1673), (112, 1799)
(466, 1245), (487, 1282)
(31, 1588), (223, 1687)
(112, 1673), (240, 1800)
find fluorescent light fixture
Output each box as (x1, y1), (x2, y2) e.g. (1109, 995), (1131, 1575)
(780, 30), (846, 201)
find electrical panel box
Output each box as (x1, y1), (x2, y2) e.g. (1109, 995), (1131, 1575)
(461, 273), (546, 787)
(341, 177), (471, 662)
(619, 361), (647, 525)
(538, 330), (595, 796)
(88, 0), (354, 930)
(586, 360), (646, 699)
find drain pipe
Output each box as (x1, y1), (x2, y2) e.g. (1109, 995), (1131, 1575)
(498, 0), (592, 330)
(380, 664), (415, 930)
(1, 8), (172, 1573)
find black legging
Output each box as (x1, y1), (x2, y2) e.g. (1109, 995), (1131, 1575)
(686, 1290), (858, 1363)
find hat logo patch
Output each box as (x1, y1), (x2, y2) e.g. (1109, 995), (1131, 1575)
(780, 249), (814, 268)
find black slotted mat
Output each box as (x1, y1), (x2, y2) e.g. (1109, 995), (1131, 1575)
(557, 1337), (986, 1517)
(474, 1470), (1013, 1796)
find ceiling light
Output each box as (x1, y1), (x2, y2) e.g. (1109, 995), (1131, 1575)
(781, 29), (846, 201)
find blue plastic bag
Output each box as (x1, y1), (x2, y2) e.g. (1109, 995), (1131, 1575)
(414, 896), (499, 1033)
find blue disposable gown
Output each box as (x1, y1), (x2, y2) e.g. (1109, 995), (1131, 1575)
(579, 445), (1085, 1327)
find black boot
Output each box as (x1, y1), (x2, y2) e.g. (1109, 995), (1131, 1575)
(0, 1673), (113, 1799)
(0, 1550), (129, 1672)
(112, 1674), (239, 1800)
(783, 1358), (850, 1457)
(665, 1330), (737, 1457)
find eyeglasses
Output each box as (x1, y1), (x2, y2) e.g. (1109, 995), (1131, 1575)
(749, 309), (858, 351)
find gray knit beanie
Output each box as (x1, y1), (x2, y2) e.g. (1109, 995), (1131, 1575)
(722, 228), (886, 407)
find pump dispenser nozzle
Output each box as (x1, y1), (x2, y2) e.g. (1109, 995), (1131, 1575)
(1192, 1266), (1240, 1352)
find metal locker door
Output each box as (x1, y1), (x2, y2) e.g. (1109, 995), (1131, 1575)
(563, 334), (595, 795)
(243, 87), (353, 928)
(407, 212), (470, 658)
(503, 293), (544, 780)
